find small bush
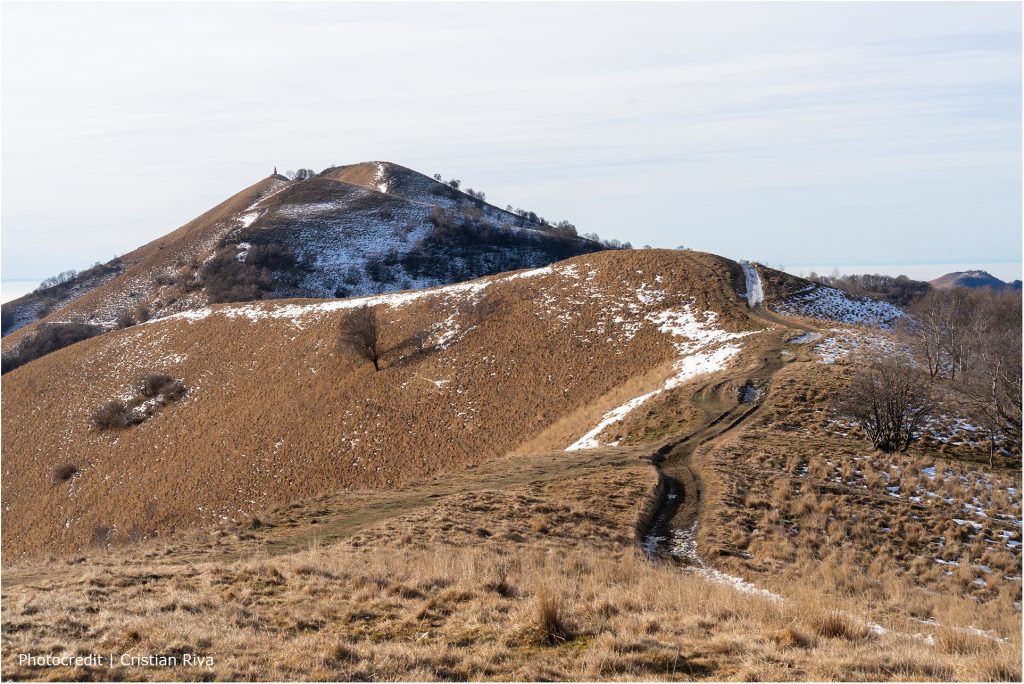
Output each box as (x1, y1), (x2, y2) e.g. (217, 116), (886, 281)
(156, 379), (186, 402)
(52, 464), (79, 484)
(94, 373), (187, 430)
(116, 310), (136, 329)
(838, 356), (931, 452)
(1, 306), (16, 336)
(140, 373), (174, 398)
(200, 240), (310, 304)
(91, 400), (141, 430)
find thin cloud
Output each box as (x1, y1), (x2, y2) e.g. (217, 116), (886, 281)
(2, 2), (1020, 280)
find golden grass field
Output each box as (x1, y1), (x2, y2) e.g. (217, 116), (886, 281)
(1, 249), (1020, 681)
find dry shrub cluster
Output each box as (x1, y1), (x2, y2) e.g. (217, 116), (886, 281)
(90, 373), (187, 431)
(1, 322), (103, 374)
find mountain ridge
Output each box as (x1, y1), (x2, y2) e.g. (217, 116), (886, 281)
(1, 162), (606, 342)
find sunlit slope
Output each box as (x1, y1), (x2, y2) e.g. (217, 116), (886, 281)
(2, 249), (760, 556)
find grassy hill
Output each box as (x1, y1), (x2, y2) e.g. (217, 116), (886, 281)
(2, 249), (760, 557)
(1, 162), (604, 343)
(1, 248), (1019, 681)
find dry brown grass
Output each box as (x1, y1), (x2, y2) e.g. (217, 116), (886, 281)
(0, 508), (1009, 680)
(2, 249), (753, 557)
(660, 345), (1021, 675)
(2, 175), (284, 350)
(2, 431), (1020, 681)
(3, 248), (1020, 681)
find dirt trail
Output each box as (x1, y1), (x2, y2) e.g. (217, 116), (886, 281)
(640, 305), (814, 563)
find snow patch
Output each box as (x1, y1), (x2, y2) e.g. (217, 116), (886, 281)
(566, 390), (661, 451)
(566, 304), (754, 451)
(740, 261), (763, 308)
(787, 331), (822, 344)
(237, 212), (261, 229)
(151, 264), (571, 327)
(813, 328), (907, 365)
(776, 285), (903, 328)
(375, 163), (389, 194)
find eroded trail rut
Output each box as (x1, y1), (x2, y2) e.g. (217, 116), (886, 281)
(639, 307), (814, 566)
(641, 391), (762, 563)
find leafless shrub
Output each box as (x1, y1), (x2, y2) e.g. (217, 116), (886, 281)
(91, 400), (142, 430)
(115, 310), (136, 329)
(902, 288), (1021, 457)
(839, 356), (931, 452)
(93, 375), (187, 430)
(52, 464), (79, 483)
(2, 323), (103, 374)
(155, 271), (177, 286)
(338, 305), (382, 372)
(140, 373), (173, 398)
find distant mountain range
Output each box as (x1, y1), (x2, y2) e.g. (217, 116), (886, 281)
(929, 270), (1022, 291)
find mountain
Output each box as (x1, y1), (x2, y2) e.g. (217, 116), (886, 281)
(930, 269), (1022, 291)
(0, 162), (606, 341)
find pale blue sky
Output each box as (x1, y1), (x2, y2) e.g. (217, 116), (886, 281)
(2, 2), (1021, 284)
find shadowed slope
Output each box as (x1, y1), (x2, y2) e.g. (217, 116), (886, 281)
(2, 162), (603, 348)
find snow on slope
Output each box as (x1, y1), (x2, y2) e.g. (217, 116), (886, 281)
(813, 328), (908, 364)
(775, 284), (903, 328)
(740, 261), (763, 308)
(156, 264), (558, 328)
(151, 256), (758, 456)
(230, 172), (592, 303)
(566, 306), (754, 451)
(10, 165), (601, 334)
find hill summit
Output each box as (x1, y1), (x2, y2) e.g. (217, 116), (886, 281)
(1, 162), (609, 339)
(930, 269), (1022, 291)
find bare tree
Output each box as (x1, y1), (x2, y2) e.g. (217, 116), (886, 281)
(338, 305), (382, 371)
(903, 291), (948, 378)
(839, 356), (931, 452)
(902, 288), (1021, 460)
(959, 291), (1023, 461)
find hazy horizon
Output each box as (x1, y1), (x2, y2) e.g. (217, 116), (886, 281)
(3, 2), (1021, 281)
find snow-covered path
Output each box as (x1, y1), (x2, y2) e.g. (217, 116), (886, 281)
(741, 261), (763, 308)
